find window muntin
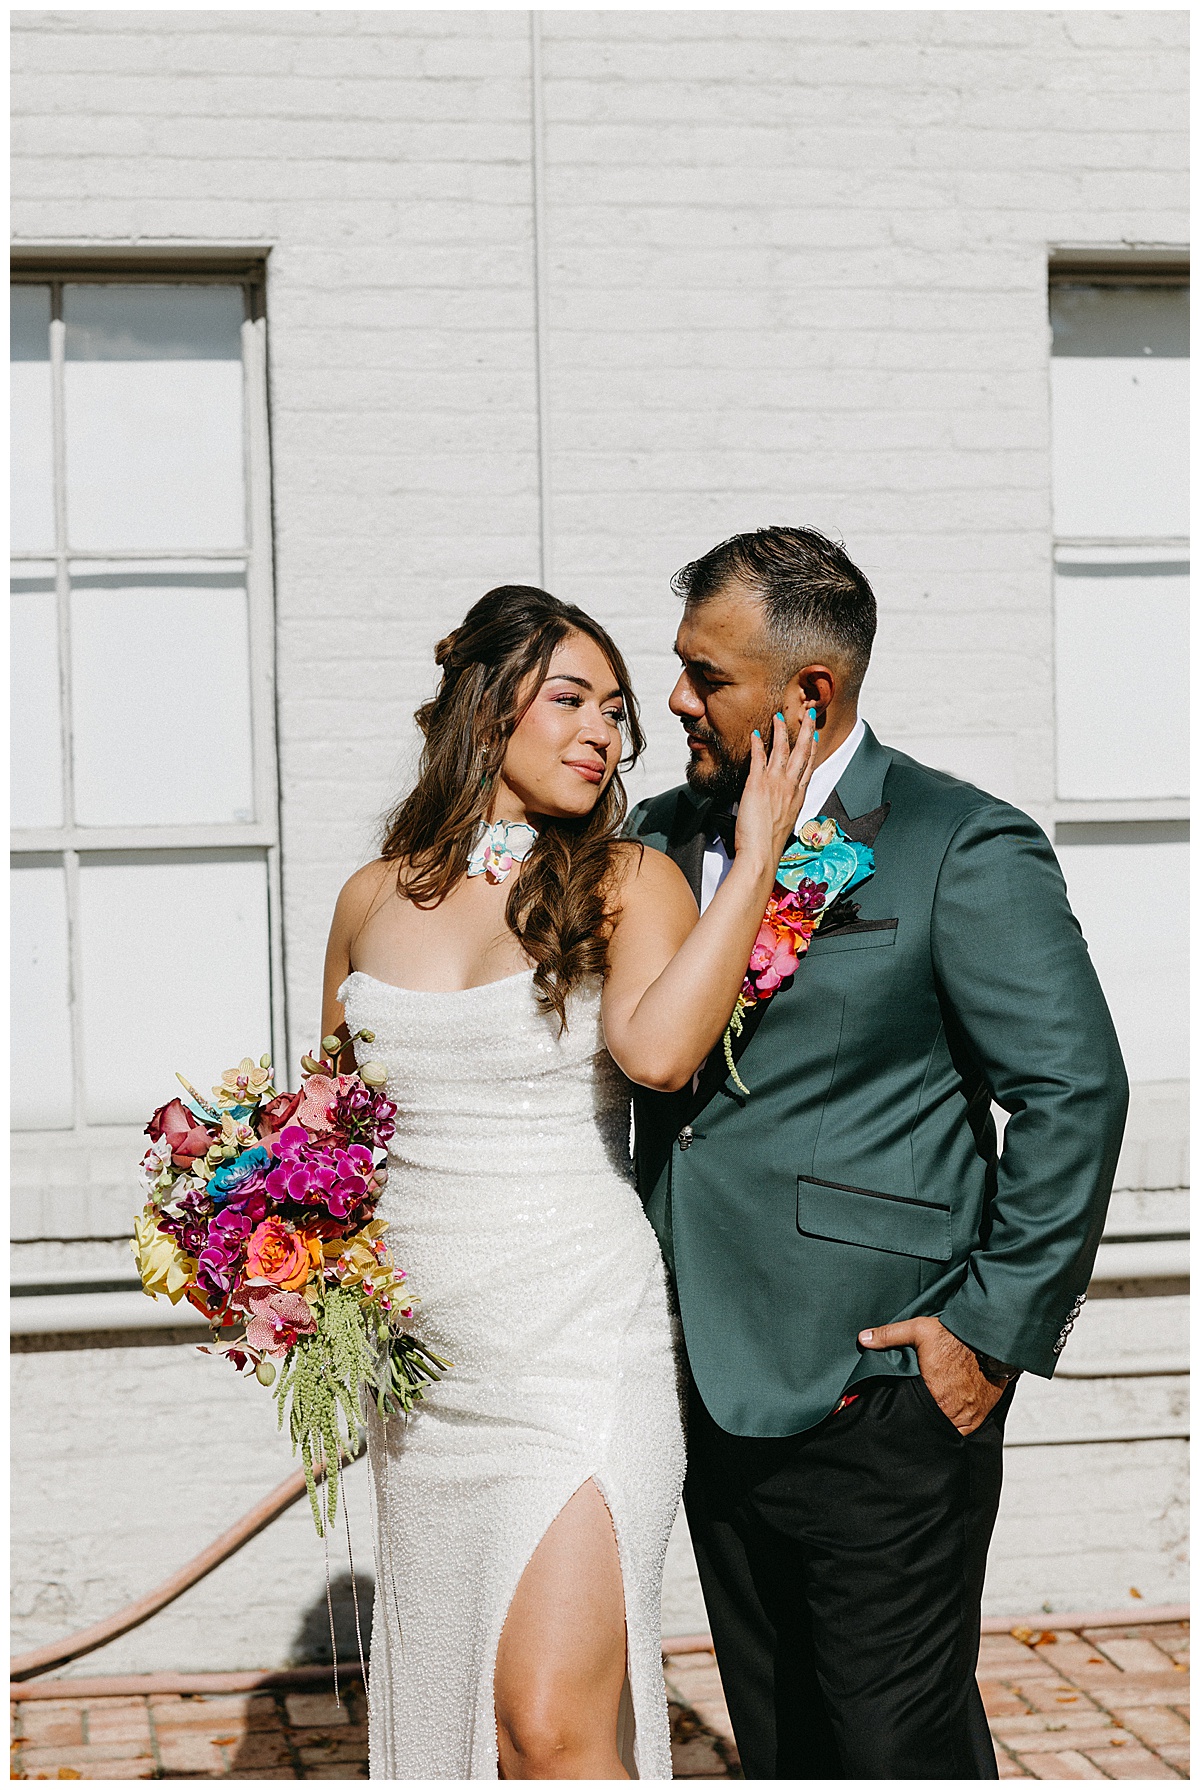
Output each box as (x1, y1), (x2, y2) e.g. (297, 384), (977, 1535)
(9, 273), (280, 1142)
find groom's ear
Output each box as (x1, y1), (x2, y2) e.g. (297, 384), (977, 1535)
(788, 664), (838, 726)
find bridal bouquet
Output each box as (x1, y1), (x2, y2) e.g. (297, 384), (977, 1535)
(131, 1035), (446, 1533)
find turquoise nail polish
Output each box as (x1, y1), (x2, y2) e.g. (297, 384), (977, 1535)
(808, 707), (817, 719)
(753, 728), (761, 739)
(776, 711), (784, 720)
(814, 730), (820, 742)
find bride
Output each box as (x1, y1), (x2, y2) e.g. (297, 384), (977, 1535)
(321, 584), (816, 1780)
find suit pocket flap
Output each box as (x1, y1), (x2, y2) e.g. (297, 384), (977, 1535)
(797, 1175), (952, 1262)
(808, 921), (898, 954)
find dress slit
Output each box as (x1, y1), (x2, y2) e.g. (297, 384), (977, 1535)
(480, 1470), (640, 1780)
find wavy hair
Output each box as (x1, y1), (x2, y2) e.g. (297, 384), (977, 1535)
(380, 585), (644, 1029)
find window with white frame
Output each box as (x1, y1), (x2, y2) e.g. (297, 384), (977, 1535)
(10, 272), (282, 1170)
(1048, 264), (1188, 1086)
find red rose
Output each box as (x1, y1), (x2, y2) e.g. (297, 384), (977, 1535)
(146, 1097), (217, 1168)
(258, 1089), (304, 1137)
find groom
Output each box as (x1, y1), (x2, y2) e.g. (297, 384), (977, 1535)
(627, 526), (1128, 1779)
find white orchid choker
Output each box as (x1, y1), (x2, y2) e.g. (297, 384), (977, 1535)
(467, 819), (538, 885)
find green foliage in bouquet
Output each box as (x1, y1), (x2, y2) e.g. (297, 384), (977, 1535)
(274, 1285), (450, 1535)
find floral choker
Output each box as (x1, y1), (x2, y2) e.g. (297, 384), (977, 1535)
(467, 818), (538, 884)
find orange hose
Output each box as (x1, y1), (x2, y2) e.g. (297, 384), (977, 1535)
(10, 1451), (358, 1682)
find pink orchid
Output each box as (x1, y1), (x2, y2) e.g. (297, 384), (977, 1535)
(483, 842), (514, 881)
(244, 1286), (318, 1357)
(748, 922), (801, 996)
(295, 1074), (354, 1133)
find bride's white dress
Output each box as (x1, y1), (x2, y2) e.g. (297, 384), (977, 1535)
(340, 968), (686, 1781)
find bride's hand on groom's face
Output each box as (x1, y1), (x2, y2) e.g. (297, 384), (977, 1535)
(857, 1315), (1007, 1436)
(733, 708), (819, 875)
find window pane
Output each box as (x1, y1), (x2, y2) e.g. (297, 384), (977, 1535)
(77, 851), (271, 1125)
(11, 859), (74, 1129)
(11, 564), (64, 828)
(63, 285), (245, 551)
(70, 562), (254, 827)
(1056, 838), (1188, 1083)
(1055, 555), (1189, 801)
(1050, 285), (1188, 539)
(11, 285), (55, 552)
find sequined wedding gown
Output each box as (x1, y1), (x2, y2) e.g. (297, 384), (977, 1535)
(339, 968), (686, 1781)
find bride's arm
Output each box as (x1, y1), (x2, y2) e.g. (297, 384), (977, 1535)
(602, 712), (817, 1092)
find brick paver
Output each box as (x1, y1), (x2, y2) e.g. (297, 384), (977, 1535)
(10, 1622), (1188, 1779)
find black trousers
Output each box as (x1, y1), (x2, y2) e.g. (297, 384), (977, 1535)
(684, 1373), (1014, 1780)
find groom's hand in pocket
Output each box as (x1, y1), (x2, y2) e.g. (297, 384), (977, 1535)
(857, 1315), (1006, 1435)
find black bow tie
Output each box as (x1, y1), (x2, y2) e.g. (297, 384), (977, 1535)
(706, 811), (738, 858)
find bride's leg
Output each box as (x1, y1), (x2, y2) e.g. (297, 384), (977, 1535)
(495, 1479), (630, 1780)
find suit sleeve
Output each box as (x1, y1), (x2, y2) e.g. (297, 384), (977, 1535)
(931, 803), (1128, 1378)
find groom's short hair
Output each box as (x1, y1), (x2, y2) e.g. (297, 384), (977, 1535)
(672, 526), (877, 696)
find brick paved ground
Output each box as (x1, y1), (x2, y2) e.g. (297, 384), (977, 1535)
(11, 1624), (1188, 1780)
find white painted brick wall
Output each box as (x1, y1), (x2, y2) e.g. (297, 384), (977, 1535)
(10, 1339), (371, 1676)
(13, 7), (1186, 1048)
(10, 9), (1188, 1670)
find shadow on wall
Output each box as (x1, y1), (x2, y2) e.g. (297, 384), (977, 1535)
(289, 1569), (375, 1667)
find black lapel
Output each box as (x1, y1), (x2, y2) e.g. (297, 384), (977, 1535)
(663, 790), (709, 906)
(822, 788), (891, 847)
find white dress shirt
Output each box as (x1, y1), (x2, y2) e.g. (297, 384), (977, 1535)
(699, 716), (867, 913)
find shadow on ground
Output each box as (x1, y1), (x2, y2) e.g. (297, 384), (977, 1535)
(287, 1570), (375, 1668)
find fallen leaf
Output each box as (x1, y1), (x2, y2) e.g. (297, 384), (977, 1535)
(1087, 1656), (1105, 1665)
(1129, 1586), (1143, 1599)
(56, 1774), (82, 1783)
(1055, 1694), (1078, 1703)
(1034, 1631), (1058, 1646)
(1010, 1627), (1034, 1644)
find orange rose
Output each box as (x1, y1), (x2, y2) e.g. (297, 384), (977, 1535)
(246, 1218), (321, 1292)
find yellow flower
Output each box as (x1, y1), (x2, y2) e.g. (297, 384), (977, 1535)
(798, 815), (839, 851)
(324, 1220), (405, 1300)
(220, 1112), (258, 1150)
(212, 1057), (275, 1109)
(131, 1210), (197, 1304)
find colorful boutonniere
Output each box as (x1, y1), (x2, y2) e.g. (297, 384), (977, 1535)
(722, 818), (876, 1094)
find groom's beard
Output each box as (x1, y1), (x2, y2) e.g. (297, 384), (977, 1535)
(683, 709), (776, 807)
(684, 726), (751, 808)
(684, 695), (791, 807)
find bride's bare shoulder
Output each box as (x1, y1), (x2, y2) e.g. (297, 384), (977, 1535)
(331, 857), (399, 939)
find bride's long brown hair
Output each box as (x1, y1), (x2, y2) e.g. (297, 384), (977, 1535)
(380, 585), (645, 1029)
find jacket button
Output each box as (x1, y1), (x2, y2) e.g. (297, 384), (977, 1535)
(678, 1125), (693, 1150)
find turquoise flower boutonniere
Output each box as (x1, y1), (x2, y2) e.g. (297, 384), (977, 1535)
(722, 817), (877, 1094)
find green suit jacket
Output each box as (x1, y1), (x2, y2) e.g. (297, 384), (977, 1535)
(626, 725), (1129, 1437)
